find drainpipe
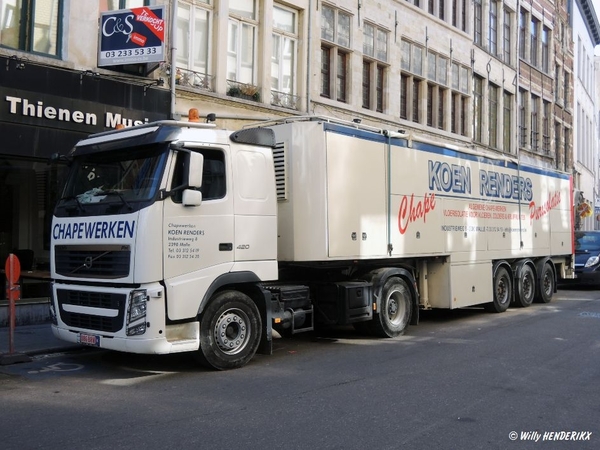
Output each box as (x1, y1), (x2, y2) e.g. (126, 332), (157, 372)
(306, 0), (313, 114)
(170, 0), (178, 119)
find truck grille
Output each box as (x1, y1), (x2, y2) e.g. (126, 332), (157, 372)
(57, 289), (126, 333)
(55, 245), (131, 278)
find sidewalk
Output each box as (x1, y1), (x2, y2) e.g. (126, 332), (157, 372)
(0, 323), (81, 364)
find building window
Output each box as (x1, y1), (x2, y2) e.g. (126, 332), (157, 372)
(400, 40), (429, 120)
(554, 122), (561, 166)
(401, 41), (411, 71)
(376, 28), (387, 62)
(321, 4), (351, 102)
(503, 9), (511, 64)
(376, 65), (384, 112)
(530, 18), (538, 66)
(542, 100), (550, 154)
(531, 94), (539, 151)
(321, 4), (350, 47)
(428, 52), (437, 81)
(489, 83), (498, 148)
(564, 128), (570, 171)
(438, 57), (447, 85)
(227, 0), (258, 85)
(518, 89), (527, 147)
(271, 5), (298, 108)
(363, 22), (388, 112)
(413, 44), (423, 76)
(554, 64), (563, 105)
(101, 0), (149, 9)
(364, 21), (387, 60)
(451, 92), (468, 136)
(503, 91), (512, 153)
(321, 46), (331, 98)
(426, 52), (447, 130)
(362, 61), (371, 108)
(460, 66), (469, 93)
(518, 9), (526, 59)
(364, 23), (374, 57)
(0, 0), (63, 56)
(563, 71), (569, 108)
(452, 0), (458, 27)
(427, 84), (434, 127)
(450, 62), (468, 137)
(473, 75), (483, 142)
(474, 0), (482, 45)
(336, 51), (348, 103)
(452, 63), (459, 90)
(451, 93), (457, 133)
(400, 74), (408, 119)
(412, 79), (420, 123)
(489, 1), (498, 56)
(402, 39), (425, 76)
(437, 88), (444, 130)
(541, 27), (549, 73)
(177, 1), (212, 88)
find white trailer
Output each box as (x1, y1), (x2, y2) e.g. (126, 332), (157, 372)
(49, 116), (574, 369)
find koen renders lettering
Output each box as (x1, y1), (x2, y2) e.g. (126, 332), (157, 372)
(397, 159), (561, 235)
(53, 220), (135, 240)
(427, 160), (534, 200)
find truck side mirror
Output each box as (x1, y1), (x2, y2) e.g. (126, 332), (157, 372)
(188, 152), (204, 188)
(182, 189), (203, 206)
(48, 152), (71, 165)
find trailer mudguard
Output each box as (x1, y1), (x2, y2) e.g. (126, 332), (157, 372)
(361, 267), (419, 325)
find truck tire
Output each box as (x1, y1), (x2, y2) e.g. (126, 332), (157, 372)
(534, 263), (554, 303)
(485, 266), (512, 313)
(514, 264), (535, 308)
(195, 290), (262, 370)
(370, 278), (412, 338)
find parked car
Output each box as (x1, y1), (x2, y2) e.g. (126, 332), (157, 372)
(573, 230), (600, 286)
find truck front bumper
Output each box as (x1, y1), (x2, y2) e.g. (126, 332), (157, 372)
(51, 282), (200, 354)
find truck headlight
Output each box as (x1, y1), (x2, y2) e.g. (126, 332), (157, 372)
(127, 290), (148, 336)
(585, 256), (600, 268)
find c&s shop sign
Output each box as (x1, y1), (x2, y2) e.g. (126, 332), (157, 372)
(98, 6), (165, 67)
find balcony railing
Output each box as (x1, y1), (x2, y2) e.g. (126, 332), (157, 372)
(168, 67), (299, 110)
(175, 67), (213, 91)
(271, 90), (300, 110)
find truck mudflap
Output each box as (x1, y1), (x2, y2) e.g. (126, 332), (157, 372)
(257, 286), (274, 355)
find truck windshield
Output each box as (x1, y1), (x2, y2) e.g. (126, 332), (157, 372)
(59, 144), (168, 210)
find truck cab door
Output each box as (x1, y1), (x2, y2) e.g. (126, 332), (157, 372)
(162, 147), (234, 320)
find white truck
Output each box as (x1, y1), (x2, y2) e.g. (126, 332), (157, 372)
(49, 116), (575, 369)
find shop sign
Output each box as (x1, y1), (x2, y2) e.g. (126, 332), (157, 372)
(98, 6), (165, 67)
(0, 87), (165, 133)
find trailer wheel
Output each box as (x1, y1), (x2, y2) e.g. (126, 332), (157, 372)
(485, 266), (512, 313)
(370, 278), (412, 338)
(514, 264), (535, 308)
(195, 291), (262, 370)
(535, 263), (554, 304)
